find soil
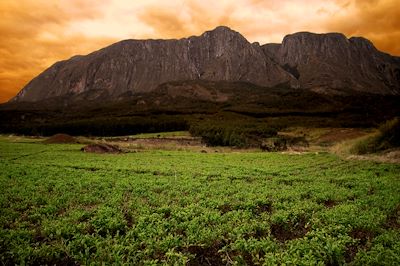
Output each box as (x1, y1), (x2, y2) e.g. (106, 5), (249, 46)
(344, 244), (359, 263)
(186, 243), (224, 266)
(104, 136), (207, 152)
(44, 134), (77, 144)
(81, 144), (121, 154)
(120, 137), (201, 146)
(347, 148), (400, 164)
(385, 205), (400, 229)
(270, 217), (309, 242)
(349, 228), (375, 245)
(323, 199), (337, 208)
(317, 128), (368, 145)
(345, 228), (375, 262)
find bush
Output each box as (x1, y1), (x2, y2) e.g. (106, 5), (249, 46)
(350, 136), (378, 155)
(189, 126), (246, 147)
(189, 122), (277, 147)
(377, 117), (400, 148)
(350, 117), (400, 154)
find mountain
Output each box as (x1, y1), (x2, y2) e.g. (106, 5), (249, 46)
(11, 26), (295, 103)
(10, 26), (400, 103)
(262, 32), (400, 95)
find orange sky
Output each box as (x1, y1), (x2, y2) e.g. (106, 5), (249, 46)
(1, 0), (399, 103)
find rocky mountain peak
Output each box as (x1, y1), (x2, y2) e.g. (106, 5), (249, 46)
(197, 26), (249, 48)
(283, 31), (348, 44)
(206, 26), (240, 35)
(349, 36), (377, 51)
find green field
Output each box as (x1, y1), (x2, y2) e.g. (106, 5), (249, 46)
(0, 137), (399, 265)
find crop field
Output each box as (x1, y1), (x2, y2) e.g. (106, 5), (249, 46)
(0, 136), (399, 265)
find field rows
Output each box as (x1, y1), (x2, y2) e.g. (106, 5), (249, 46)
(0, 138), (399, 265)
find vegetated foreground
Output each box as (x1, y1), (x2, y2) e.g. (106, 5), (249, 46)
(0, 137), (399, 265)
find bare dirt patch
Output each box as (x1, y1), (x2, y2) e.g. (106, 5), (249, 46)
(186, 243), (224, 266)
(317, 128), (369, 145)
(44, 134), (78, 144)
(270, 217), (309, 242)
(106, 136), (205, 152)
(344, 244), (359, 263)
(349, 228), (375, 244)
(346, 148), (400, 164)
(385, 205), (400, 229)
(345, 228), (375, 262)
(81, 144), (121, 154)
(384, 150), (400, 162)
(322, 199), (337, 208)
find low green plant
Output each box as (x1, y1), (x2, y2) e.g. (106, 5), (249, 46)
(0, 136), (399, 265)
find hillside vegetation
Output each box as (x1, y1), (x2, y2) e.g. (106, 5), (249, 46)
(2, 82), (400, 139)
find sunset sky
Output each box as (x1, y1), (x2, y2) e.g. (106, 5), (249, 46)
(0, 0), (399, 103)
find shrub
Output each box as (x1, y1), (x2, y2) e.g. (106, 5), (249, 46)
(377, 117), (400, 148)
(350, 117), (400, 154)
(189, 122), (277, 147)
(350, 136), (378, 155)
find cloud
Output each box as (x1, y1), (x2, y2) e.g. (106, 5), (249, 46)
(136, 1), (241, 39)
(0, 0), (398, 103)
(0, 0), (116, 103)
(324, 0), (400, 55)
(133, 0), (351, 45)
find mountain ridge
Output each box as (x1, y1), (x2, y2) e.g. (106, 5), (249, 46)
(11, 26), (400, 103)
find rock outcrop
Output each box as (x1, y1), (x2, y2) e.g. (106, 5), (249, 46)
(11, 27), (400, 103)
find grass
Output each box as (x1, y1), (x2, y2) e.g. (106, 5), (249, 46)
(350, 118), (400, 155)
(0, 136), (399, 265)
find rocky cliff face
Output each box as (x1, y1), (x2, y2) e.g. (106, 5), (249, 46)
(12, 27), (400, 103)
(12, 26), (294, 102)
(262, 32), (400, 94)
